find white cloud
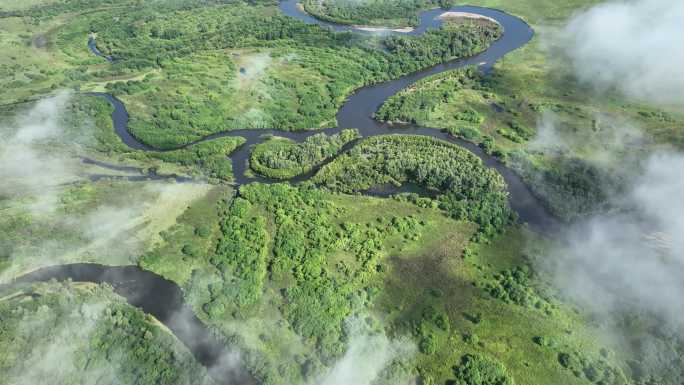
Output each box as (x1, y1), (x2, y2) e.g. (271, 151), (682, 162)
(319, 318), (414, 385)
(548, 152), (684, 328)
(560, 0), (684, 106)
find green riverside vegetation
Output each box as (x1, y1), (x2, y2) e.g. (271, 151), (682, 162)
(3, 0), (500, 149)
(64, 94), (245, 182)
(376, 59), (683, 219)
(250, 129), (360, 179)
(0, 281), (215, 385)
(140, 183), (627, 385)
(301, 0), (451, 28)
(312, 135), (513, 237)
(2, 1), (683, 385)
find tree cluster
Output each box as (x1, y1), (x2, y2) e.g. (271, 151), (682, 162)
(0, 281), (214, 385)
(250, 129), (360, 179)
(302, 0), (443, 27)
(313, 135), (513, 236)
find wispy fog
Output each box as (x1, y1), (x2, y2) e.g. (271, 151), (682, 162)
(0, 92), (81, 214)
(0, 93), (210, 281)
(529, 109), (645, 163)
(319, 318), (415, 385)
(540, 0), (684, 330)
(5, 292), (212, 385)
(549, 152), (684, 328)
(527, 2), (684, 378)
(7, 299), (119, 384)
(527, 111), (569, 154)
(560, 0), (684, 106)
(166, 306), (246, 382)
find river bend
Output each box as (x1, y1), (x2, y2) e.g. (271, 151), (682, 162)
(8, 3), (553, 385)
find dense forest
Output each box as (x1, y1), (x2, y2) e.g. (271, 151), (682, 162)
(250, 129), (360, 179)
(301, 0), (453, 27)
(313, 135), (513, 237)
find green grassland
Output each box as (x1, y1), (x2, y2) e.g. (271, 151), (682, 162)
(140, 185), (233, 286)
(2, 93), (245, 183)
(300, 0), (603, 30)
(0, 0), (143, 104)
(467, 0), (603, 24)
(74, 94), (246, 182)
(0, 12), (78, 102)
(0, 94), (228, 280)
(0, 177), (213, 281)
(0, 280), (214, 385)
(1, 0), (61, 12)
(110, 47), (345, 147)
(476, 0), (683, 221)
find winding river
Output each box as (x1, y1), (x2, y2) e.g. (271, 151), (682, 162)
(89, 0), (555, 230)
(7, 3), (558, 385)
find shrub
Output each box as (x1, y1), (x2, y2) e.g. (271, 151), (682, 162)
(420, 333), (438, 354)
(452, 354), (514, 385)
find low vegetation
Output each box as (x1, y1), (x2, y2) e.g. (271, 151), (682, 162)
(0, 178), (211, 281)
(66, 95), (245, 182)
(139, 185), (233, 285)
(451, 354), (514, 385)
(556, 350), (628, 385)
(377, 66), (485, 127)
(1, 93), (245, 183)
(479, 265), (556, 315)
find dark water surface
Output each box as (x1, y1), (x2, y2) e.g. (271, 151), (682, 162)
(19, 3), (553, 384)
(1, 264), (255, 385)
(87, 37), (114, 62)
